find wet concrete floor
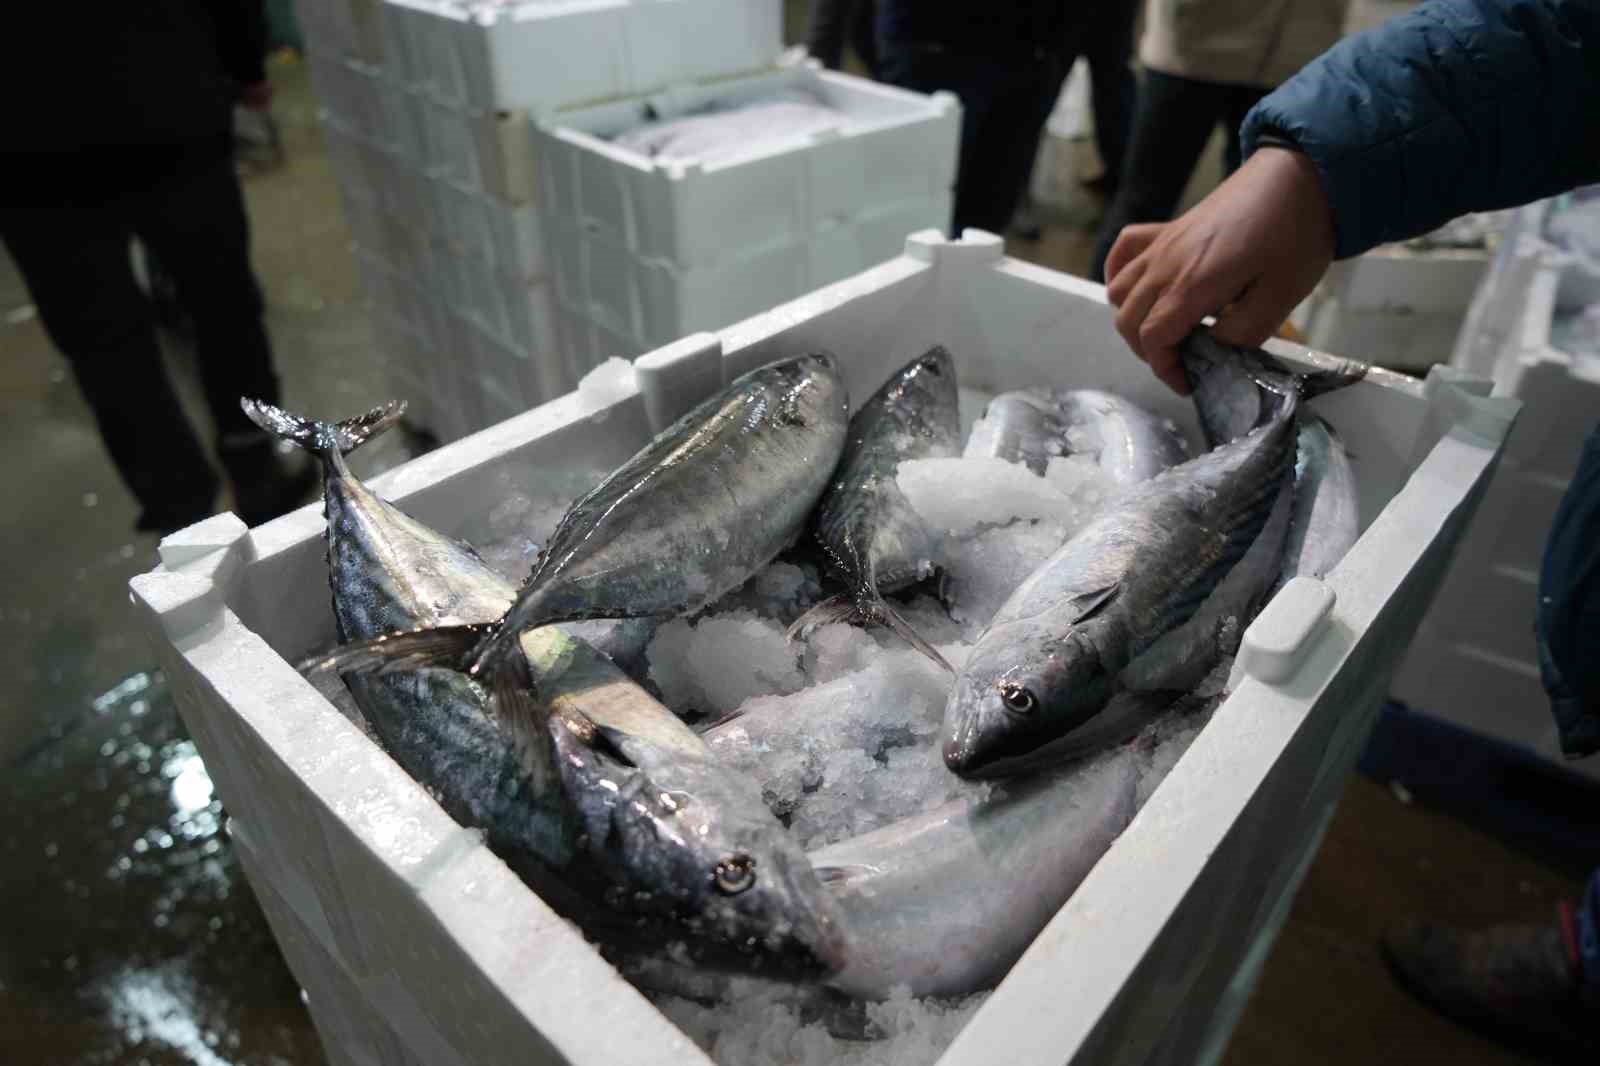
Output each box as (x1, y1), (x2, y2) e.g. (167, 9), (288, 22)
(0, 39), (1585, 1066)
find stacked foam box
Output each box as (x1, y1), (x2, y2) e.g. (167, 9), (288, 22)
(536, 57), (959, 367)
(1392, 197), (1600, 779)
(304, 0), (782, 440)
(1296, 241), (1494, 373)
(131, 232), (1518, 1066)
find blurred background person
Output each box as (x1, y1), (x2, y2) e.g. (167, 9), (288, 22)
(1089, 0), (1348, 280)
(1080, 0), (1141, 197)
(0, 0), (313, 535)
(806, 0), (878, 75)
(874, 2), (1075, 237)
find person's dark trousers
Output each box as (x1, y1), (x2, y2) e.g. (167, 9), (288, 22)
(1089, 70), (1267, 281)
(878, 44), (1067, 236)
(1536, 420), (1600, 759)
(1082, 0), (1140, 186)
(2, 144), (282, 531)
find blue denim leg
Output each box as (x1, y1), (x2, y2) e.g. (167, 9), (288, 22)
(1535, 420), (1600, 758)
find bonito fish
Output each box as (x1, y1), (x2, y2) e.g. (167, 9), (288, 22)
(942, 335), (1365, 778)
(789, 347), (962, 670)
(810, 753), (1137, 999)
(460, 352), (850, 678)
(249, 399), (849, 978)
(964, 388), (1189, 486)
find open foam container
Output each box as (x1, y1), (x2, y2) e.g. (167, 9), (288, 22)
(132, 231), (1518, 1066)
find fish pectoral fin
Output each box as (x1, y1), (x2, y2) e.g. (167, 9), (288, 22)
(490, 650), (560, 801)
(785, 594), (861, 642)
(869, 596), (955, 675)
(298, 624), (489, 680)
(812, 863), (872, 886)
(1065, 582), (1120, 625)
(1120, 618), (1224, 695)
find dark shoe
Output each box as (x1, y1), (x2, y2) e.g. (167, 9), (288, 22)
(1380, 908), (1596, 1063)
(217, 432), (318, 527)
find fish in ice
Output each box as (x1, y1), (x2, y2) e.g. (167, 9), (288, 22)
(963, 387), (1189, 486)
(789, 346), (962, 670)
(249, 399), (849, 978)
(461, 352), (850, 679)
(941, 335), (1365, 778)
(810, 752), (1137, 999)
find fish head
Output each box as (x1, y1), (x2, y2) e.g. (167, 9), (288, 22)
(569, 734), (850, 979)
(942, 620), (1118, 778)
(770, 351), (850, 433)
(884, 345), (961, 439)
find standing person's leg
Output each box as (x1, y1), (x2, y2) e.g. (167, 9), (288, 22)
(1, 209), (219, 531)
(1083, 0), (1140, 190)
(876, 46), (1001, 236)
(989, 52), (1073, 238)
(132, 146), (314, 525)
(1089, 71), (1229, 281)
(1535, 421), (1600, 758)
(851, 0), (878, 76)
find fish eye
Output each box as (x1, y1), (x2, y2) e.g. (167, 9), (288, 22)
(999, 682), (1037, 714)
(714, 854), (757, 895)
(920, 359), (943, 376)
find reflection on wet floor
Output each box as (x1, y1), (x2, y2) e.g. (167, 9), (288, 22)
(1, 671), (325, 1066)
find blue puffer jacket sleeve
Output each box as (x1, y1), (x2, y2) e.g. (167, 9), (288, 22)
(1241, 0), (1600, 259)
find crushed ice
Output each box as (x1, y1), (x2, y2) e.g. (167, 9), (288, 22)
(316, 394), (1238, 1064)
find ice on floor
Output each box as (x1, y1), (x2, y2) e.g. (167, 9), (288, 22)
(578, 356), (638, 409)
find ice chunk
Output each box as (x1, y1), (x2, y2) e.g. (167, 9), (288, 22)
(704, 644), (984, 847)
(712, 560), (826, 623)
(653, 981), (989, 1066)
(646, 609), (806, 718)
(802, 622), (882, 684)
(897, 456), (1113, 536)
(941, 520), (1071, 634)
(578, 356), (637, 408)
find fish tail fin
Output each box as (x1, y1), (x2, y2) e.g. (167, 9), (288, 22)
(784, 594), (860, 643)
(865, 594), (954, 675)
(241, 398), (407, 475)
(298, 623), (489, 680)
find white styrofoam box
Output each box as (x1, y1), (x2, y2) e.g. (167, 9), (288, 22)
(1300, 297), (1468, 373)
(554, 192), (951, 347)
(294, 0), (386, 67)
(539, 62), (960, 269)
(425, 177), (547, 279)
(380, 0), (779, 114)
(308, 50), (390, 148)
(1394, 248), (1600, 779)
(1319, 248), (1490, 314)
(132, 232), (1515, 1066)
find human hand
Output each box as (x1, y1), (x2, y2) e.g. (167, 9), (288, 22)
(1104, 147), (1335, 393)
(239, 80), (274, 111)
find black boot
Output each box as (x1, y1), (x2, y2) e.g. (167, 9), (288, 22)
(134, 469), (220, 536)
(1381, 907), (1596, 1063)
(217, 431), (318, 527)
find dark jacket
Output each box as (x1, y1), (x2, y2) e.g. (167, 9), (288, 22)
(1241, 0), (1600, 259)
(3, 1), (266, 156)
(875, 1), (1071, 58)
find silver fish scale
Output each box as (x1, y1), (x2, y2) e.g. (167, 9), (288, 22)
(474, 355), (848, 673)
(814, 348), (961, 597)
